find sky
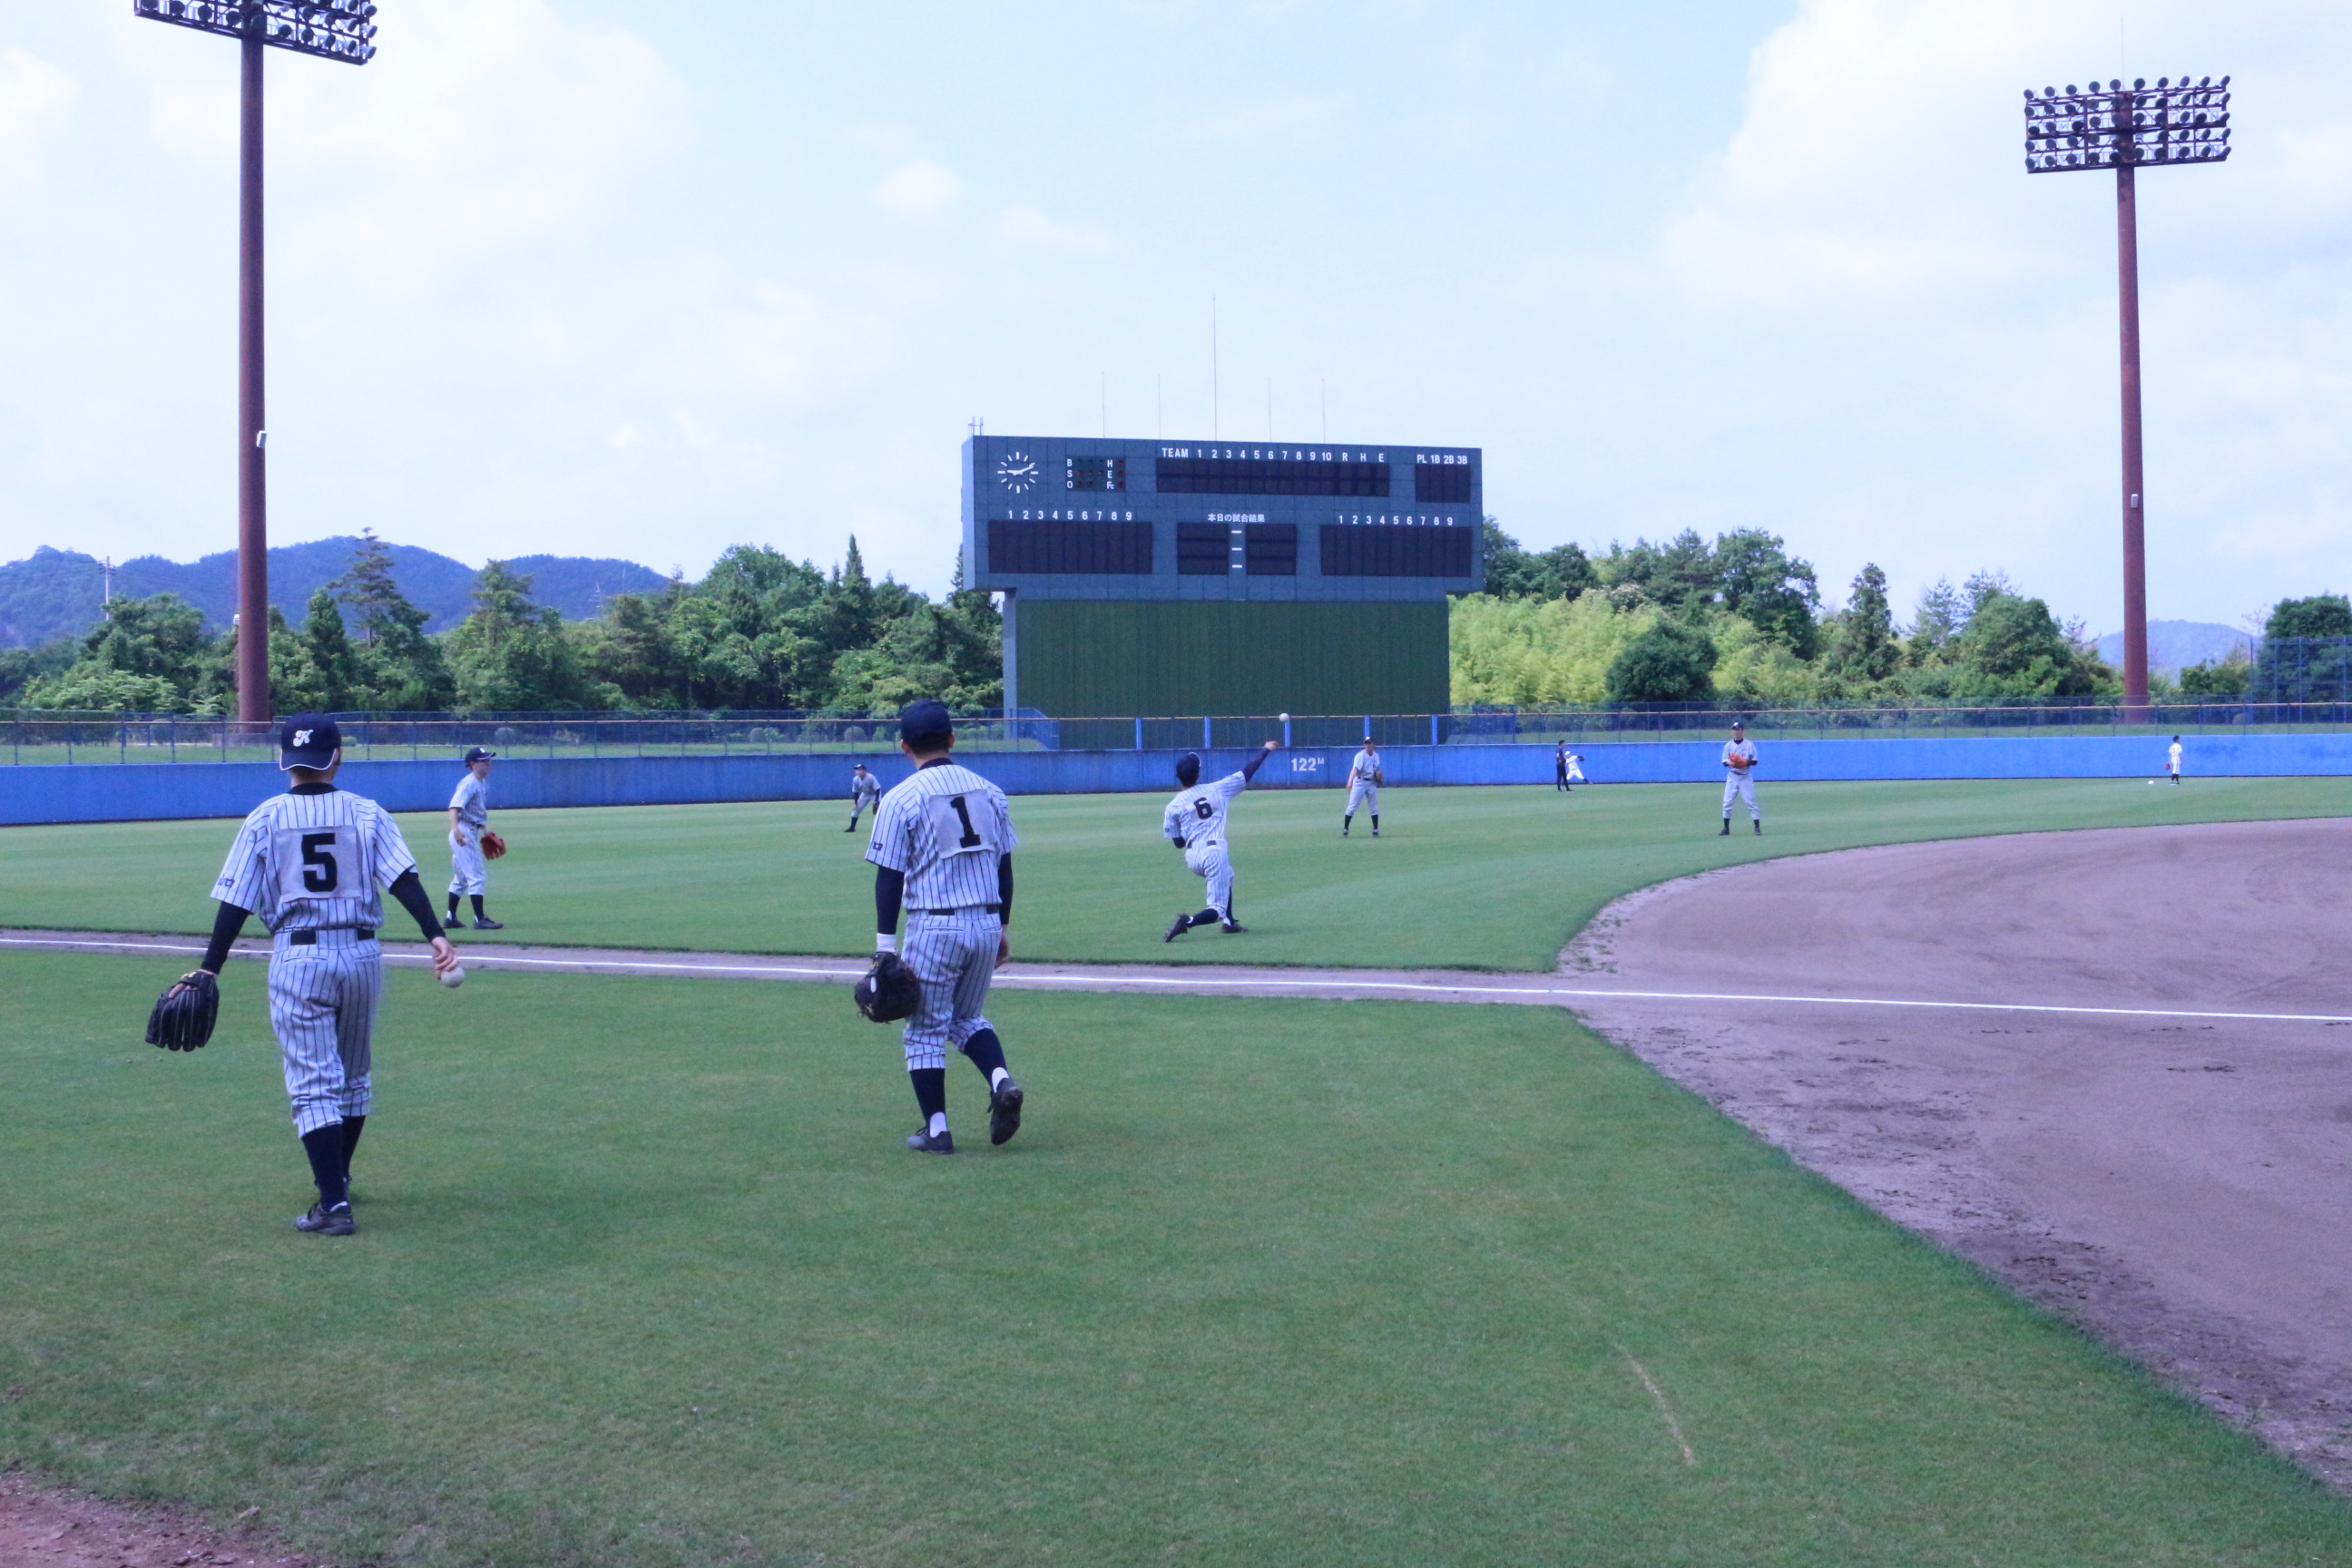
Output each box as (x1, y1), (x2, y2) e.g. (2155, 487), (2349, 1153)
(1, 0), (2346, 635)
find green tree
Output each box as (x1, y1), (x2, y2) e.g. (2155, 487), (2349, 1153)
(2179, 647), (2249, 698)
(447, 562), (600, 710)
(1604, 618), (1719, 704)
(1824, 563), (1900, 686)
(328, 530), (454, 710)
(2252, 595), (2352, 701)
(2263, 594), (2352, 640)
(24, 593), (213, 710)
(299, 588), (365, 710)
(1597, 530), (1718, 612)
(1712, 528), (1821, 656)
(1944, 593), (2104, 699)
(1907, 579), (1965, 663)
(1476, 521), (1598, 601)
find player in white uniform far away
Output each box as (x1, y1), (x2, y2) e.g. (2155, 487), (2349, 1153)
(1341, 737), (1382, 837)
(846, 762), (884, 830)
(1720, 720), (1761, 835)
(1162, 740), (1279, 940)
(197, 716), (460, 1235)
(446, 746), (502, 929)
(865, 700), (1024, 1155)
(2168, 735), (2184, 785)
(1554, 741), (1585, 792)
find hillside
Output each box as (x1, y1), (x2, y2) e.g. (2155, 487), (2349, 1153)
(2092, 620), (2254, 674)
(0, 541), (670, 649)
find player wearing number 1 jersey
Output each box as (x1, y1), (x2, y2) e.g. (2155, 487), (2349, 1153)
(865, 700), (1024, 1154)
(198, 716), (460, 1236)
(1162, 740), (1279, 940)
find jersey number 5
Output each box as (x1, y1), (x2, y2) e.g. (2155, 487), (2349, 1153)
(300, 831), (339, 893)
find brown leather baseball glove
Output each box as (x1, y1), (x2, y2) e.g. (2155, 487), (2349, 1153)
(480, 830), (507, 860)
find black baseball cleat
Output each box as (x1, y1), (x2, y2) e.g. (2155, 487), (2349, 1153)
(294, 1201), (355, 1236)
(1753, 819), (1763, 835)
(1220, 920), (1247, 934)
(989, 1077), (1024, 1145)
(905, 1129), (955, 1154)
(1370, 828), (1379, 838)
(1718, 820), (1730, 836)
(473, 918), (505, 930)
(1164, 912), (1191, 943)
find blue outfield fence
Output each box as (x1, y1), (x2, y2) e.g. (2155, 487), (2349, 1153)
(4, 731), (2347, 826)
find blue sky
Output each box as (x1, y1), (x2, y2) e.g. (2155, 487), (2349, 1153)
(2, 0), (2346, 635)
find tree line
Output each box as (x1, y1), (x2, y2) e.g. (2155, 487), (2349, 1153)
(0, 532), (1003, 715)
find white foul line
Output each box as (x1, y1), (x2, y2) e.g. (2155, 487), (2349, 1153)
(7, 934), (2350, 1025)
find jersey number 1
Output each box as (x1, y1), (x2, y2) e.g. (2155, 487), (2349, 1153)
(946, 795), (983, 848)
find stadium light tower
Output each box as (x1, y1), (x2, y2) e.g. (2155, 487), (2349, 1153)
(2024, 74), (2229, 713)
(133, 2), (379, 723)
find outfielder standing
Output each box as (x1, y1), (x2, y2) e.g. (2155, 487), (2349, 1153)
(846, 761), (883, 831)
(181, 716), (459, 1235)
(446, 746), (503, 930)
(1720, 720), (1760, 835)
(1164, 740), (1278, 939)
(2168, 735), (2184, 785)
(865, 701), (1024, 1154)
(1341, 735), (1382, 837)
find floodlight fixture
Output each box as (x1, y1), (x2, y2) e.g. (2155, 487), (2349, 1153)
(2023, 74), (2230, 715)
(133, 0), (378, 722)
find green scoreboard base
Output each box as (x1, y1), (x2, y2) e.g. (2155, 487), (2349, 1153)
(1010, 598), (1449, 718)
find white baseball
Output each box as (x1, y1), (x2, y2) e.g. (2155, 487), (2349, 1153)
(1279, 712), (1289, 721)
(440, 965), (466, 988)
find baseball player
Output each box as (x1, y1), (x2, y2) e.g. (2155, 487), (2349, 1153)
(1163, 740), (1279, 940)
(846, 762), (884, 830)
(2167, 735), (2184, 785)
(866, 700), (1024, 1154)
(1555, 742), (1585, 791)
(1720, 720), (1760, 835)
(190, 716), (460, 1235)
(1341, 736), (1382, 837)
(446, 746), (503, 930)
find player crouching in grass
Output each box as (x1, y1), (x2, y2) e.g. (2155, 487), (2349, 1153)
(1163, 739), (1279, 939)
(145, 716), (461, 1237)
(858, 700), (1024, 1155)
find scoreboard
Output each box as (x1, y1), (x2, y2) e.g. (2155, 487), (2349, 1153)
(962, 435), (1484, 719)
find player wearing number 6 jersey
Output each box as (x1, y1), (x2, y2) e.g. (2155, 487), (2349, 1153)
(199, 716), (461, 1236)
(865, 700), (1024, 1155)
(1162, 740), (1278, 940)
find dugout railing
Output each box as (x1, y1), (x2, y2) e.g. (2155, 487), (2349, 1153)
(9, 701), (2352, 765)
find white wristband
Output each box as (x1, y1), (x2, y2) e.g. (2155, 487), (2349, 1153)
(874, 934), (896, 954)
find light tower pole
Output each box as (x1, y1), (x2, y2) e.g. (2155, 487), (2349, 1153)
(134, 1), (378, 723)
(2024, 74), (2230, 714)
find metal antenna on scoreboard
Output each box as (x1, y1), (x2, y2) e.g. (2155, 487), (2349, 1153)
(2024, 72), (2230, 716)
(134, 0), (380, 726)
(1210, 297), (1220, 439)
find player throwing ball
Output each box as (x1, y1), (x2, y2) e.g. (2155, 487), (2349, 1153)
(864, 700), (1024, 1154)
(1341, 736), (1382, 837)
(446, 745), (504, 930)
(177, 716), (460, 1236)
(846, 761), (883, 830)
(1164, 740), (1278, 939)
(1720, 720), (1761, 835)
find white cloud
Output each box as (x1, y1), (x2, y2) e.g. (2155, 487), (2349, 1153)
(119, 0), (688, 290)
(0, 49), (78, 203)
(995, 204), (1114, 256)
(868, 158), (964, 218)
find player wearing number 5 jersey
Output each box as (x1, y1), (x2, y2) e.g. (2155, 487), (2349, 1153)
(1162, 740), (1278, 940)
(866, 700), (1024, 1155)
(200, 716), (460, 1236)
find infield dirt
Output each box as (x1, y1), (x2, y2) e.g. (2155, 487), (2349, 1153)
(1566, 817), (2352, 1487)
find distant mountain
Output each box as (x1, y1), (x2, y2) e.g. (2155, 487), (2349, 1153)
(2092, 620), (2255, 673)
(0, 540), (671, 649)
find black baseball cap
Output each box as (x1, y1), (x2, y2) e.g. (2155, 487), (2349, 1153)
(463, 746), (497, 763)
(899, 700), (954, 750)
(278, 715), (340, 770)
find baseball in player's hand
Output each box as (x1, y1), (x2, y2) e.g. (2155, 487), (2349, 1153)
(429, 936), (461, 977)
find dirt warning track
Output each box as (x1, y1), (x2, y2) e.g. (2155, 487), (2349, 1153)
(1566, 817), (2352, 1488)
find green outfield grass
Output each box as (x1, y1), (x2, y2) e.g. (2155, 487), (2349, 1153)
(5, 777), (2346, 971)
(4, 950), (2346, 1566)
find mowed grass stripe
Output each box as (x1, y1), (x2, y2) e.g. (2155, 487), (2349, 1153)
(2, 951), (2346, 1566)
(5, 775), (2347, 972)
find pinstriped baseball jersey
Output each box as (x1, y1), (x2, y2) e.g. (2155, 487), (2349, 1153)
(1349, 748), (1379, 782)
(449, 771), (489, 828)
(852, 769), (882, 804)
(214, 788), (419, 933)
(1162, 771), (1248, 850)
(866, 760), (1017, 909)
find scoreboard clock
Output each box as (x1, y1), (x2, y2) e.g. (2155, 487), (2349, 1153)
(961, 434), (1485, 720)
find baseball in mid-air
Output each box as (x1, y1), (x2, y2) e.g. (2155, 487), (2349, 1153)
(1279, 712), (1289, 721)
(440, 965), (466, 988)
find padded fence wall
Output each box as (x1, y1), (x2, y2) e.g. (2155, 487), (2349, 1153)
(5, 733), (2348, 825)
(1012, 599), (1449, 720)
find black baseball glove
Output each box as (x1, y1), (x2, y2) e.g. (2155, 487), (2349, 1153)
(854, 951), (921, 1024)
(146, 970), (220, 1052)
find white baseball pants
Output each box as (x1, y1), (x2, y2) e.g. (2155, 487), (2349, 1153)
(899, 908), (1000, 1071)
(1346, 781), (1379, 816)
(1185, 841), (1235, 917)
(268, 930), (380, 1136)
(448, 828), (487, 895)
(1722, 773), (1758, 818)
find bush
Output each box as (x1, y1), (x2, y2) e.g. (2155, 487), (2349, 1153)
(1605, 619), (1719, 704)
